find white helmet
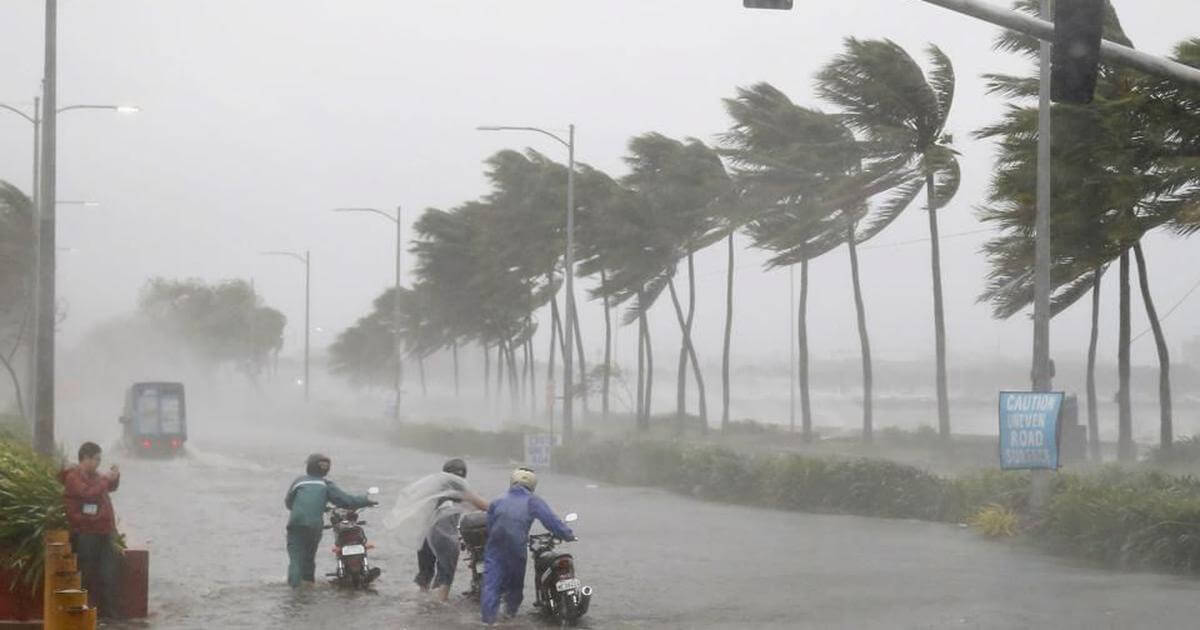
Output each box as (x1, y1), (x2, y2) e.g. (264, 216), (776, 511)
(510, 467), (538, 492)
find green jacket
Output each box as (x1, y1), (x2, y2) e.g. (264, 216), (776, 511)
(284, 475), (372, 530)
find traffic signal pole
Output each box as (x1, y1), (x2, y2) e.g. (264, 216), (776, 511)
(916, 0), (1200, 88)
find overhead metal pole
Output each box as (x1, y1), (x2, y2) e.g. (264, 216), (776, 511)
(261, 250), (311, 402)
(393, 208), (402, 420)
(476, 123), (577, 442)
(304, 250), (311, 403)
(563, 124), (576, 442)
(1032, 0), (1052, 394)
(33, 0), (58, 456)
(915, 0), (1200, 88)
(332, 206), (404, 421)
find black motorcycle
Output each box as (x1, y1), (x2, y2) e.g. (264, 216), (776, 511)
(458, 510), (488, 598)
(529, 513), (592, 625)
(325, 487), (382, 588)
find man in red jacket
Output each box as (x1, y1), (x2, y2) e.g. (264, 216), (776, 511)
(60, 442), (120, 618)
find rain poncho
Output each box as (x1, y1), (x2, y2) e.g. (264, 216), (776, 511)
(384, 471), (471, 549)
(481, 485), (574, 624)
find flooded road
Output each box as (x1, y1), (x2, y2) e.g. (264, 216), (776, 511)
(96, 418), (1200, 629)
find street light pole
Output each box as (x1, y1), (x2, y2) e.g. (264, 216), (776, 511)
(476, 124), (577, 441)
(333, 206), (404, 421)
(1032, 0), (1052, 394)
(261, 250), (311, 402)
(33, 0), (58, 456)
(305, 250), (311, 403)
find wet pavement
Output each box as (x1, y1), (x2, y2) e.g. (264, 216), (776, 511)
(93, 418), (1200, 629)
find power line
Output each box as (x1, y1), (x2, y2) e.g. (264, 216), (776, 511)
(1132, 273), (1200, 344)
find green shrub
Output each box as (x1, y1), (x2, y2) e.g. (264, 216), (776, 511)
(1033, 468), (1200, 572)
(0, 437), (67, 592)
(393, 424), (1200, 576)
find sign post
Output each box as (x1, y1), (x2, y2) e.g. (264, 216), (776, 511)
(998, 391), (1065, 470)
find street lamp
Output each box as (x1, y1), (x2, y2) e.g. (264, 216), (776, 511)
(261, 250), (311, 402)
(333, 206), (404, 421)
(476, 124), (577, 441)
(0, 101), (138, 210)
(2, 97), (137, 450)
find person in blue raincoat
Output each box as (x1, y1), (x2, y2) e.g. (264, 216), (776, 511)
(481, 467), (574, 625)
(284, 453), (377, 587)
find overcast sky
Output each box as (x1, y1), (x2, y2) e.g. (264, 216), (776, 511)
(2, 0), (1199, 377)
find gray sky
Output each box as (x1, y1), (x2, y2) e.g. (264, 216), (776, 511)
(2, 0), (1199, 375)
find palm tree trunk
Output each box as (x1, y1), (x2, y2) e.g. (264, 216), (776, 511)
(527, 336), (537, 419)
(639, 288), (655, 428)
(418, 355), (428, 397)
(667, 277), (708, 429)
(507, 340), (520, 416)
(676, 254), (698, 424)
(847, 223), (873, 443)
(686, 252), (707, 433)
(0, 352), (25, 421)
(926, 175), (951, 441)
(548, 285), (562, 425)
(453, 340), (460, 397)
(484, 342), (491, 407)
(569, 291), (590, 417)
(601, 270), (612, 422)
(799, 258), (813, 442)
(1118, 250), (1133, 461)
(637, 301), (646, 429)
(722, 233), (734, 432)
(1086, 267), (1102, 461)
(496, 341), (505, 409)
(1133, 242), (1172, 452)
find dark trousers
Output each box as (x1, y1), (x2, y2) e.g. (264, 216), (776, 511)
(73, 533), (118, 618)
(286, 526), (323, 587)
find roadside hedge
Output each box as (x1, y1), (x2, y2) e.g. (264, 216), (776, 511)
(388, 422), (1200, 574)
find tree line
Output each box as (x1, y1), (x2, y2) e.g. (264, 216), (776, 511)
(332, 3), (1200, 456)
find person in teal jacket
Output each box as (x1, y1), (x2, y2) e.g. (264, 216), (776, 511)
(284, 453), (376, 587)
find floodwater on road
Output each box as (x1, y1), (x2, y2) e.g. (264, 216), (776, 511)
(91, 418), (1200, 630)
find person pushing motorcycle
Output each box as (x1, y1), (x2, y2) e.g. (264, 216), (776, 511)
(481, 467), (575, 625)
(414, 458), (490, 602)
(284, 453), (377, 587)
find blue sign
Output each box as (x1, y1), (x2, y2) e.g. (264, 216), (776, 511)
(998, 392), (1064, 470)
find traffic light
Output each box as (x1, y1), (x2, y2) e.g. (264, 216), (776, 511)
(1051, 0), (1104, 104)
(743, 0), (793, 9)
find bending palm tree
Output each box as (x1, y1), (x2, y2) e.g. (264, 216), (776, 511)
(816, 39), (961, 441)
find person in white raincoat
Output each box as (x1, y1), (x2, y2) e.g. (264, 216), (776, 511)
(384, 458), (489, 602)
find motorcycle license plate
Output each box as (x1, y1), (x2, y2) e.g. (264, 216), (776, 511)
(340, 544), (366, 556)
(555, 578), (581, 592)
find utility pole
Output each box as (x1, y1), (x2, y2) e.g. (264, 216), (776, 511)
(563, 124), (577, 442)
(33, 0), (58, 456)
(304, 250), (311, 403)
(392, 209), (403, 421)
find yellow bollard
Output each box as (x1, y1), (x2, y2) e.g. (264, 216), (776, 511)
(50, 589), (90, 630)
(45, 530), (71, 546)
(44, 543), (74, 625)
(59, 605), (96, 630)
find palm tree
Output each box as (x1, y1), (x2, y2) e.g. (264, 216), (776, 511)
(978, 1), (1200, 459)
(0, 182), (34, 420)
(722, 83), (922, 442)
(816, 38), (961, 442)
(619, 133), (731, 432)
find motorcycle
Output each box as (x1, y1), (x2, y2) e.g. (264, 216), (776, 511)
(530, 513), (592, 625)
(458, 510), (488, 598)
(325, 486), (382, 588)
